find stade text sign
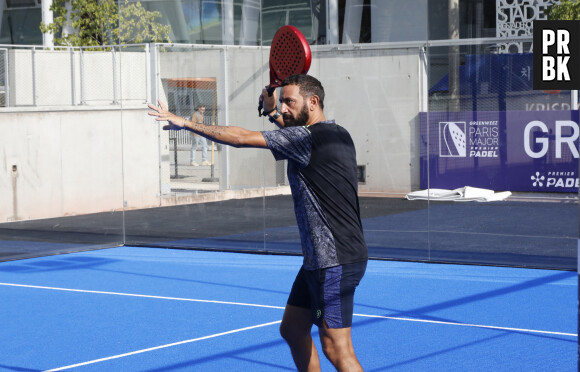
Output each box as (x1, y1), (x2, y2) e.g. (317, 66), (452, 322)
(420, 110), (579, 192)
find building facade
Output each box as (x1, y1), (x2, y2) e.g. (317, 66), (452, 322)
(0, 0), (558, 46)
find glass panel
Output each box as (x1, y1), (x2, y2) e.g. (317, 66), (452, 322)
(113, 1), (434, 263)
(106, 0), (576, 271)
(310, 43), (430, 261)
(0, 46), (126, 261)
(118, 41), (270, 251)
(426, 39), (577, 269)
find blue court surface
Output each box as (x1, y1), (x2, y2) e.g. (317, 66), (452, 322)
(0, 247), (576, 371)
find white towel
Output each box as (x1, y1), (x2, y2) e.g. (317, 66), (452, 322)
(406, 186), (511, 202)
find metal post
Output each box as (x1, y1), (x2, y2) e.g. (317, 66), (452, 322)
(420, 46), (428, 113)
(145, 43), (151, 103)
(219, 46), (230, 190)
(41, 0), (54, 48)
(448, 0), (460, 112)
(326, 0), (339, 44)
(80, 48), (86, 105)
(10, 164), (19, 221)
(239, 0), (260, 45)
(31, 48), (37, 107)
(70, 48), (76, 105)
(170, 137), (178, 178)
(112, 46), (119, 104)
(150, 43), (159, 105)
(222, 0), (234, 45)
(203, 86), (219, 183)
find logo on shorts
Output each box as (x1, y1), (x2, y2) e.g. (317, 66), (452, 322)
(316, 309), (322, 319)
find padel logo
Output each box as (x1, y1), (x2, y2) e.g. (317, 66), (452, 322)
(530, 171), (579, 188)
(531, 172), (545, 187)
(533, 21), (580, 90)
(439, 122), (466, 157)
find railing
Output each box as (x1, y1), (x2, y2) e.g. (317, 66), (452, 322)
(1, 37), (545, 109)
(0, 44), (150, 108)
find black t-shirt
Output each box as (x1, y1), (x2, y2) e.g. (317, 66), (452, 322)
(262, 120), (368, 269)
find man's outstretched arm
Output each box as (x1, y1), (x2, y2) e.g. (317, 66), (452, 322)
(148, 100), (268, 148)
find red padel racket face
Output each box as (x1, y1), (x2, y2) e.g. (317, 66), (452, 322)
(269, 25), (312, 88)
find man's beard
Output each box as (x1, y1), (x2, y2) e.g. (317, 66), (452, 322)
(283, 103), (310, 127)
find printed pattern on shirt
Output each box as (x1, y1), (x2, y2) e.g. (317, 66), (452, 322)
(263, 126), (339, 269)
(262, 122), (367, 269)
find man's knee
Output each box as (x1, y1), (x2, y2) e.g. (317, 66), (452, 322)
(279, 320), (294, 341)
(320, 335), (346, 359)
(319, 325), (356, 360)
(280, 320), (309, 345)
(320, 333), (361, 371)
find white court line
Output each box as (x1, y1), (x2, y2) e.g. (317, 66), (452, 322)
(1, 281), (576, 342)
(44, 320), (282, 371)
(353, 313), (577, 337)
(0, 282), (285, 309)
(2, 282), (576, 337)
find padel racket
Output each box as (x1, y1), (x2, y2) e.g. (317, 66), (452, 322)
(259, 25), (312, 116)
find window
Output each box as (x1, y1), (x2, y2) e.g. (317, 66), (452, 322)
(6, 0), (40, 8)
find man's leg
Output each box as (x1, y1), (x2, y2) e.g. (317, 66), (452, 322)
(280, 304), (321, 372)
(316, 261), (366, 371)
(200, 137), (208, 163)
(190, 137), (198, 165)
(318, 322), (362, 372)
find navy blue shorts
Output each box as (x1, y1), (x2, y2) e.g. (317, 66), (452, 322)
(287, 260), (367, 329)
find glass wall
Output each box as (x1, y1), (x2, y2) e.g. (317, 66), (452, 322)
(0, 0), (576, 270)
(116, 1), (575, 270)
(425, 38), (576, 268)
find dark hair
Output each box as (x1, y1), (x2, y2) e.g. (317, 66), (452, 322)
(281, 74), (325, 110)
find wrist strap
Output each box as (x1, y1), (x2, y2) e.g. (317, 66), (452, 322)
(268, 110), (281, 123)
(260, 107), (276, 117)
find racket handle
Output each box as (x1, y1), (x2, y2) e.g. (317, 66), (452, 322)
(258, 85), (277, 117)
(258, 96), (264, 116)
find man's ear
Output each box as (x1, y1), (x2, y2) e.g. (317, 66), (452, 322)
(309, 95), (320, 110)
